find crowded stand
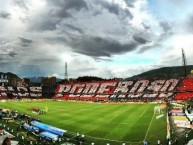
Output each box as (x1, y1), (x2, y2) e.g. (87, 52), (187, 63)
(0, 78), (193, 101)
(0, 86), (58, 99)
(1, 78), (193, 145)
(175, 78), (193, 100)
(54, 78), (183, 101)
(42, 85), (57, 99)
(0, 86), (42, 99)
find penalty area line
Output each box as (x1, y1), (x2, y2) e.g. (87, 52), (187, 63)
(144, 113), (155, 140)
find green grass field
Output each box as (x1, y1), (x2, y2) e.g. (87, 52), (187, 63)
(0, 100), (167, 145)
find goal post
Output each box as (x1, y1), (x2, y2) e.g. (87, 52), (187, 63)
(154, 106), (161, 114)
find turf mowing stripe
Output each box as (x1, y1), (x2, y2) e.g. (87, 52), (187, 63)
(85, 106), (137, 139)
(40, 102), (128, 136)
(144, 113), (155, 140)
(52, 103), (124, 123)
(77, 105), (131, 140)
(130, 105), (154, 140)
(83, 134), (141, 144)
(106, 106), (130, 123)
(104, 105), (150, 142)
(145, 110), (166, 144)
(63, 105), (125, 130)
(120, 105), (154, 142)
(0, 101), (166, 145)
(107, 122), (149, 125)
(107, 105), (140, 123)
(140, 109), (147, 117)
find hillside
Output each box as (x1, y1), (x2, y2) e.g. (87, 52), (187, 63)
(126, 65), (193, 80)
(0, 72), (19, 79)
(76, 76), (105, 82)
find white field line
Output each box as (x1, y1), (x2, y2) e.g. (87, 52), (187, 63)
(140, 109), (147, 117)
(144, 113), (155, 140)
(108, 122), (148, 125)
(107, 113), (121, 123)
(107, 108), (130, 123)
(85, 134), (141, 144)
(68, 130), (142, 144)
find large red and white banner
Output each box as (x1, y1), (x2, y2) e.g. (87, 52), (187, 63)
(54, 79), (180, 100)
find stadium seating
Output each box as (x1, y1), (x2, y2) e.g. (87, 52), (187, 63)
(175, 78), (193, 100)
(1, 78), (193, 101)
(0, 86), (43, 99)
(54, 79), (182, 101)
(175, 92), (193, 100)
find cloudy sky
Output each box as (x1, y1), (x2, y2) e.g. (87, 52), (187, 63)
(0, 0), (193, 79)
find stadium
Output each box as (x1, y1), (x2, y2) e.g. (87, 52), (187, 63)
(1, 68), (193, 145)
(1, 0), (193, 145)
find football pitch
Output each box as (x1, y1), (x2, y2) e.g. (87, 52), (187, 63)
(0, 100), (167, 145)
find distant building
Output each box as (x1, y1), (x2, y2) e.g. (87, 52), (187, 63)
(41, 76), (56, 86)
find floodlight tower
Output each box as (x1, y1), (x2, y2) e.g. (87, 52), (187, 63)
(182, 48), (187, 77)
(65, 62), (68, 80)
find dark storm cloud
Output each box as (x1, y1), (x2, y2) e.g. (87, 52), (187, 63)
(0, 51), (17, 58)
(124, 0), (135, 7)
(67, 36), (138, 57)
(63, 24), (83, 33)
(46, 0), (88, 11)
(19, 37), (33, 44)
(186, 15), (193, 33)
(160, 21), (171, 32)
(94, 57), (112, 62)
(43, 36), (67, 45)
(8, 51), (18, 57)
(94, 0), (133, 19)
(0, 11), (10, 19)
(133, 34), (150, 44)
(29, 0), (88, 32)
(32, 18), (61, 31)
(142, 23), (151, 30)
(46, 0), (88, 18)
(93, 11), (102, 16)
(51, 11), (72, 19)
(100, 1), (120, 15)
(138, 43), (161, 53)
(19, 37), (33, 47)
